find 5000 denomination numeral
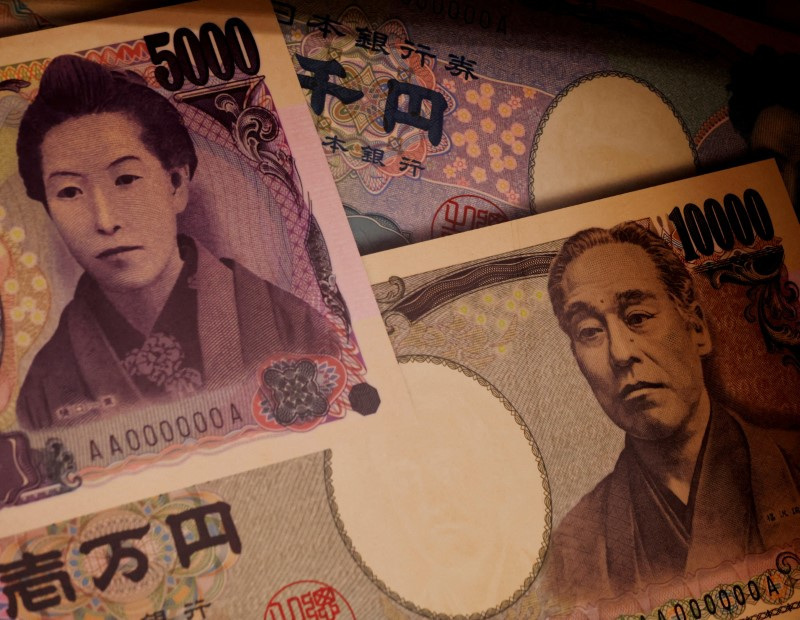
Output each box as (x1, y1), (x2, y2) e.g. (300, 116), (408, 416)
(144, 17), (260, 91)
(669, 189), (774, 261)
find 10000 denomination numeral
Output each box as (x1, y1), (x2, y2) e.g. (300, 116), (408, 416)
(144, 17), (260, 91)
(669, 189), (774, 261)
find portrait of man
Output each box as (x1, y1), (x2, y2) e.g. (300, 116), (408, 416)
(728, 46), (800, 218)
(15, 54), (339, 430)
(541, 222), (800, 605)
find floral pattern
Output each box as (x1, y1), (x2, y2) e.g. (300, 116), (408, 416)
(261, 359), (329, 426)
(285, 6), (454, 195)
(253, 354), (348, 432)
(121, 333), (203, 396)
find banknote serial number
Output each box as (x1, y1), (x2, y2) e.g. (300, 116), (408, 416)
(399, 0), (508, 33)
(88, 403), (244, 461)
(144, 18), (260, 91)
(669, 188), (774, 261)
(645, 576), (784, 620)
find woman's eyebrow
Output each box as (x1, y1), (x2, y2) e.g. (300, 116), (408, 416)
(47, 170), (82, 180)
(107, 155), (141, 169)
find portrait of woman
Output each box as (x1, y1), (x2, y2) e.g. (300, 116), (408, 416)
(15, 55), (339, 430)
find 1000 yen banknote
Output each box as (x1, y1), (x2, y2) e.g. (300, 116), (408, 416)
(361, 160), (800, 617)
(0, 0), (409, 515)
(276, 0), (800, 253)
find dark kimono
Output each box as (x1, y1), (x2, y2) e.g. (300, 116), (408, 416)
(17, 236), (339, 429)
(540, 404), (800, 609)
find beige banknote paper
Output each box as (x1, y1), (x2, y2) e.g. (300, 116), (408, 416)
(0, 0), (412, 534)
(356, 160), (800, 618)
(0, 447), (798, 619)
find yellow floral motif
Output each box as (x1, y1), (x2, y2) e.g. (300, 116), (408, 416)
(498, 318), (507, 329)
(483, 294), (494, 303)
(8, 226), (25, 243)
(513, 289), (524, 299)
(496, 179), (511, 193)
(15, 332), (31, 348)
(523, 86), (535, 98)
(443, 165), (457, 179)
(512, 140), (526, 155)
(466, 143), (481, 158)
(4, 279), (19, 294)
(498, 103), (512, 118)
(10, 307), (24, 322)
(479, 83), (495, 97)
(506, 299), (516, 310)
(31, 275), (47, 291)
(478, 97), (491, 111)
(290, 28), (303, 42)
(466, 89), (479, 104)
(488, 143), (502, 158)
(476, 314), (486, 325)
(501, 130), (514, 145)
(471, 166), (487, 183)
(457, 108), (472, 123)
(31, 309), (46, 325)
(511, 122), (525, 137)
(535, 290), (544, 299)
(503, 155), (517, 170)
(20, 252), (37, 268)
(520, 308), (529, 318)
(498, 344), (507, 353)
(21, 296), (35, 310)
(464, 129), (478, 143)
(452, 132), (466, 147)
(490, 159), (504, 173)
(480, 118), (496, 133)
(458, 305), (468, 314)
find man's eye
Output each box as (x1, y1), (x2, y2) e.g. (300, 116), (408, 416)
(115, 174), (141, 186)
(626, 312), (653, 327)
(575, 324), (604, 343)
(56, 186), (81, 199)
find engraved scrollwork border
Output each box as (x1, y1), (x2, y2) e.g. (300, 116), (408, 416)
(324, 355), (553, 619)
(528, 70), (699, 214)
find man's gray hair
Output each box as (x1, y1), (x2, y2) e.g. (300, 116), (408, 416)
(547, 222), (699, 333)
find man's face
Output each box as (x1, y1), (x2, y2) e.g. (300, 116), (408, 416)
(750, 104), (800, 210)
(40, 111), (189, 293)
(558, 242), (711, 441)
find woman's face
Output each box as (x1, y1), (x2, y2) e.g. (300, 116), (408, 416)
(40, 111), (189, 293)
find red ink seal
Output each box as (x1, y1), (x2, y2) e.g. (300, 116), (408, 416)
(431, 194), (507, 238)
(264, 580), (356, 619)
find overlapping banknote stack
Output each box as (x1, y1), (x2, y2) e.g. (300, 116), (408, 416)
(0, 1), (799, 619)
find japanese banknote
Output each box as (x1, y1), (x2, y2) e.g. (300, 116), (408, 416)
(0, 443), (798, 618)
(0, 0), (410, 519)
(363, 160), (800, 617)
(277, 0), (800, 253)
(3, 1), (799, 256)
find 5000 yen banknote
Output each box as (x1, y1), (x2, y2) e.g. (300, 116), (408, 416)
(275, 0), (800, 253)
(0, 0), (409, 515)
(358, 161), (800, 618)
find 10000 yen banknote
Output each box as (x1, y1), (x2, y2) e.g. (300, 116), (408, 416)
(357, 160), (800, 618)
(0, 448), (798, 619)
(275, 0), (800, 253)
(0, 0), (410, 516)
